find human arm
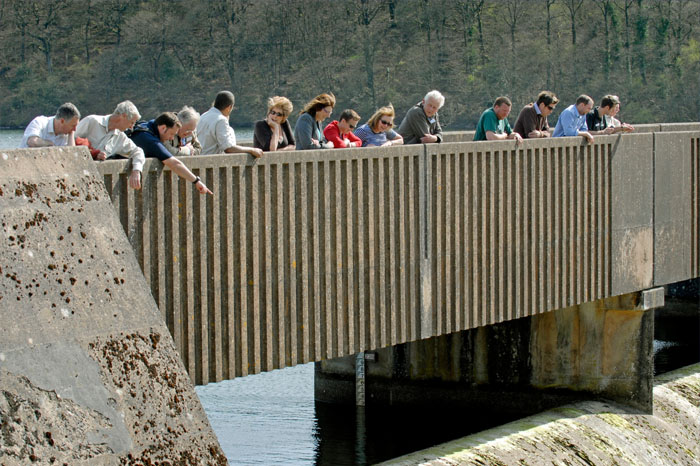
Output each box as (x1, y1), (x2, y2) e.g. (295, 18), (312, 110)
(216, 119), (263, 157)
(346, 131), (362, 148)
(162, 157), (213, 194)
(420, 113), (442, 143)
(398, 107), (432, 144)
(254, 120), (273, 151)
(382, 129), (403, 146)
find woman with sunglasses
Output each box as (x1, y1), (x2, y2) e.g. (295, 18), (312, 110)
(353, 104), (404, 147)
(254, 96), (296, 151)
(294, 93), (336, 150)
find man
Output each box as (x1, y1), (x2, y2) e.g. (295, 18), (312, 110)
(165, 106), (202, 157)
(513, 91), (559, 139)
(20, 103), (80, 148)
(586, 95), (634, 135)
(129, 112), (212, 195)
(76, 100), (146, 190)
(323, 109), (362, 148)
(473, 96), (523, 143)
(552, 95), (595, 143)
(398, 90), (444, 144)
(197, 91), (263, 157)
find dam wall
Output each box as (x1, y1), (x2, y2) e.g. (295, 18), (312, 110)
(381, 363), (700, 465)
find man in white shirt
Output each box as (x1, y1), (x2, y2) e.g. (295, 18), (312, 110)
(197, 91), (263, 157)
(20, 103), (80, 148)
(76, 100), (146, 190)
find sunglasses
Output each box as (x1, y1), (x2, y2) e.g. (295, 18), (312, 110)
(269, 110), (284, 117)
(547, 105), (555, 111)
(379, 119), (393, 127)
(348, 123), (357, 129)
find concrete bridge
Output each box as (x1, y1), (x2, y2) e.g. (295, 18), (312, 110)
(95, 122), (700, 411)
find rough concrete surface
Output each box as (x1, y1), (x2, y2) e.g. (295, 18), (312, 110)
(379, 363), (700, 466)
(0, 148), (226, 465)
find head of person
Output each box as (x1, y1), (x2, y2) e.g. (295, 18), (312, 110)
(367, 104), (396, 133)
(267, 96), (293, 124)
(154, 112), (181, 142)
(609, 95), (621, 118)
(112, 100), (140, 132)
(422, 90), (445, 118)
(301, 93), (335, 121)
(492, 96), (512, 120)
(535, 91), (559, 117)
(213, 91), (235, 116)
(337, 109), (361, 134)
(54, 102), (81, 134)
(176, 106), (200, 138)
(600, 95), (621, 115)
(575, 95), (594, 115)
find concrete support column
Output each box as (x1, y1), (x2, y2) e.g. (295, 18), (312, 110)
(315, 290), (661, 415)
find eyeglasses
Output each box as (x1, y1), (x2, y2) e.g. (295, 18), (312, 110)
(379, 119), (393, 127)
(547, 105), (555, 110)
(322, 107), (333, 114)
(269, 110), (284, 117)
(348, 123), (356, 129)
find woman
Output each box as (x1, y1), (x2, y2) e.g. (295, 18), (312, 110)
(294, 93), (335, 150)
(254, 96), (296, 151)
(353, 104), (403, 147)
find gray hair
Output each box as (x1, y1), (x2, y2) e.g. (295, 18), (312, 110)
(423, 90), (445, 109)
(113, 100), (140, 120)
(177, 105), (200, 125)
(56, 102), (80, 121)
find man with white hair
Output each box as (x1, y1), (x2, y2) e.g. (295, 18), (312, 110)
(164, 106), (202, 157)
(397, 90), (444, 144)
(76, 100), (146, 190)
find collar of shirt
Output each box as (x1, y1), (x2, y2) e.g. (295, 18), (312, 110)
(533, 103), (542, 115)
(48, 116), (57, 136)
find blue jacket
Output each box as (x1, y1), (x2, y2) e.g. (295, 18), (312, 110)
(129, 120), (173, 161)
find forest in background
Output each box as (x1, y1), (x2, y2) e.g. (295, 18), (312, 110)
(0, 0), (698, 130)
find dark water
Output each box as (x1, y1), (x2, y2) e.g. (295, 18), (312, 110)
(197, 298), (700, 465)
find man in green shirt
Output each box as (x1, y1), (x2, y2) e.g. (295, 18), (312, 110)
(473, 96), (523, 144)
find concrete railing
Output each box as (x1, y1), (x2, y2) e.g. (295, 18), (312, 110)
(97, 128), (700, 384)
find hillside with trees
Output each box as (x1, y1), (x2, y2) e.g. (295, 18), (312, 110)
(0, 0), (698, 130)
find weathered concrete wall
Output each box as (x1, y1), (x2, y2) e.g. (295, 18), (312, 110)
(380, 363), (700, 466)
(316, 292), (655, 413)
(0, 148), (225, 464)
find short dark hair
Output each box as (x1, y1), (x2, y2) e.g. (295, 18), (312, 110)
(154, 112), (181, 129)
(600, 95), (620, 109)
(536, 91), (559, 107)
(494, 96), (512, 107)
(339, 109), (361, 122)
(576, 94), (594, 106)
(56, 102), (80, 121)
(214, 91), (235, 111)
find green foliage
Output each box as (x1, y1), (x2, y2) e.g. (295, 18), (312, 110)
(0, 0), (698, 129)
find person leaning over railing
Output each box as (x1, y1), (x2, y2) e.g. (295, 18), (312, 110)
(75, 100), (145, 190)
(254, 96), (296, 152)
(198, 90), (264, 158)
(353, 104), (404, 147)
(397, 90), (444, 144)
(323, 109), (362, 148)
(513, 91), (559, 139)
(20, 103), (80, 148)
(129, 112), (212, 195)
(473, 96), (523, 144)
(607, 96), (634, 131)
(164, 106), (202, 157)
(586, 95), (635, 135)
(294, 93), (336, 150)
(552, 94), (595, 144)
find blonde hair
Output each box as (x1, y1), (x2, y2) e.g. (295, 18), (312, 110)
(367, 104), (395, 132)
(267, 96), (293, 122)
(300, 93), (336, 116)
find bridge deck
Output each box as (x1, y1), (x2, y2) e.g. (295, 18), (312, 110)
(97, 124), (700, 384)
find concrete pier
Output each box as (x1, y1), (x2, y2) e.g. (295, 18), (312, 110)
(0, 148), (225, 464)
(316, 291), (659, 415)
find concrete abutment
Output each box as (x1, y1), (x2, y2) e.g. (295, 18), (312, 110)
(316, 290), (661, 415)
